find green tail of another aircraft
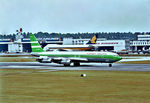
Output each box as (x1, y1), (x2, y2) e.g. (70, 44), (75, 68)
(29, 34), (45, 52)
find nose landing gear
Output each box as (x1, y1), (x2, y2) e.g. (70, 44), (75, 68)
(109, 64), (112, 67)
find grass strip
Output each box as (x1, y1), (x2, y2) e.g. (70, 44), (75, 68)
(0, 70), (150, 103)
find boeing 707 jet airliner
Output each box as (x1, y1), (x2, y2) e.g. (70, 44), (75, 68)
(29, 34), (122, 67)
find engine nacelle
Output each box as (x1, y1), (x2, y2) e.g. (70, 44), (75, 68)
(36, 56), (52, 63)
(60, 59), (71, 65)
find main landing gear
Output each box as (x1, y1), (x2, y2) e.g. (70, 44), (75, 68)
(63, 62), (80, 66)
(74, 62), (80, 66)
(64, 64), (70, 66)
(109, 64), (112, 67)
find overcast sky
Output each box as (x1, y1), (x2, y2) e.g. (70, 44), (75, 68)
(0, 0), (150, 34)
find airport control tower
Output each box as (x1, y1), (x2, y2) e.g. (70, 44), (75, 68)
(15, 28), (23, 42)
(8, 28), (23, 53)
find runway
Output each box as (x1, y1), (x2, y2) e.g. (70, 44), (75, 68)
(0, 62), (150, 72)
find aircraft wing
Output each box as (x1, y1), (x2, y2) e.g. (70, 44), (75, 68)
(68, 57), (88, 62)
(53, 57), (88, 62)
(35, 55), (88, 64)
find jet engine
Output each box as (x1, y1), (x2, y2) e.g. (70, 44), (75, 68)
(60, 59), (71, 66)
(36, 56), (52, 63)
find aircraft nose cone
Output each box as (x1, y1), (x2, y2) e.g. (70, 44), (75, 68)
(115, 56), (122, 61)
(118, 56), (122, 60)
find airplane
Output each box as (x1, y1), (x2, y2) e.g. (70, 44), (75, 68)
(43, 35), (98, 51)
(29, 34), (122, 67)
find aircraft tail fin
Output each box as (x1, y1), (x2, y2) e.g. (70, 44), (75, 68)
(59, 37), (63, 41)
(29, 34), (45, 52)
(86, 34), (98, 44)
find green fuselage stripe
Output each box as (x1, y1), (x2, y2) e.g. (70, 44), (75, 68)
(32, 48), (44, 52)
(38, 53), (120, 61)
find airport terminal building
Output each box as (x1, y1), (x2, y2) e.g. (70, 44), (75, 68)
(130, 34), (150, 53)
(94, 40), (129, 52)
(0, 33), (150, 53)
(0, 35), (63, 53)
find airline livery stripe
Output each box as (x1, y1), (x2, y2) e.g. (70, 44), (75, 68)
(30, 41), (39, 43)
(31, 46), (42, 48)
(31, 43), (40, 46)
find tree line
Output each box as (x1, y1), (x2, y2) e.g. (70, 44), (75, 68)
(0, 32), (150, 40)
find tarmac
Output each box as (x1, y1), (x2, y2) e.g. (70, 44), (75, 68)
(0, 62), (150, 72)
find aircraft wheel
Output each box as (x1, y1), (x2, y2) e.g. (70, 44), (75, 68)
(109, 64), (112, 67)
(74, 62), (80, 66)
